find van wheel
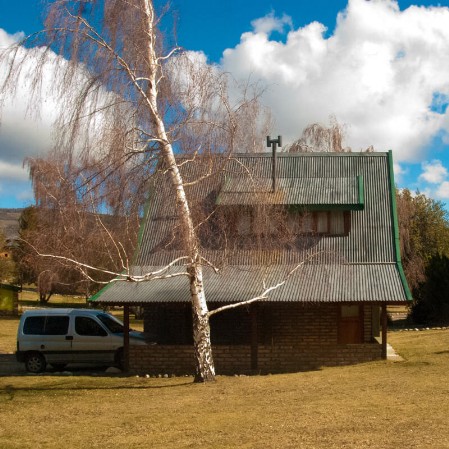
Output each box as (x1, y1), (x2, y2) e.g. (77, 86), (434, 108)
(25, 353), (47, 373)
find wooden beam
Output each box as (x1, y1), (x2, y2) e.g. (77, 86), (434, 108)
(381, 304), (387, 360)
(123, 305), (130, 372)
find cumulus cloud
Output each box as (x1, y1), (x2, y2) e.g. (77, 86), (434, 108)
(0, 28), (115, 206)
(5, 1), (449, 206)
(251, 12), (293, 35)
(0, 29), (60, 165)
(419, 160), (448, 184)
(0, 160), (28, 181)
(220, 0), (449, 164)
(393, 161), (406, 182)
(0, 29), (66, 204)
(436, 181), (449, 199)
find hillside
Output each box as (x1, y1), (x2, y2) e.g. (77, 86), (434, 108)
(0, 208), (22, 241)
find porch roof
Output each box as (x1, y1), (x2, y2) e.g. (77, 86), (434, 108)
(90, 262), (408, 305)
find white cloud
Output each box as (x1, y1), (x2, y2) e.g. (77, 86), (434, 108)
(0, 161), (28, 181)
(0, 29), (61, 166)
(251, 13), (293, 35)
(436, 181), (449, 200)
(393, 161), (406, 182)
(419, 160), (448, 184)
(220, 0), (449, 163)
(0, 27), (116, 206)
(0, 29), (24, 46)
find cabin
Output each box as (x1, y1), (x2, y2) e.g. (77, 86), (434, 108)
(91, 151), (412, 374)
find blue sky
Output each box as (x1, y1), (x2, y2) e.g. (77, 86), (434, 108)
(2, 0), (449, 208)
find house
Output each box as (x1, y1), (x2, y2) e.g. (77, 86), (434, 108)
(90, 151), (412, 374)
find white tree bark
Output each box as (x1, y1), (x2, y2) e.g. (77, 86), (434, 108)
(141, 0), (215, 382)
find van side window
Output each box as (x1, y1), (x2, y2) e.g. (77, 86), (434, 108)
(75, 317), (108, 337)
(23, 316), (69, 335)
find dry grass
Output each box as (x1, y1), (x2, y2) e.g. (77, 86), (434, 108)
(1, 327), (449, 448)
(0, 317), (18, 353)
(19, 289), (89, 309)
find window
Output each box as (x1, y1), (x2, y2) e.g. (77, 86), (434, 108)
(231, 207), (351, 238)
(329, 211), (345, 235)
(289, 213), (314, 233)
(23, 316), (69, 335)
(236, 209), (252, 236)
(97, 313), (124, 334)
(75, 317), (107, 337)
(316, 212), (328, 233)
(300, 210), (350, 236)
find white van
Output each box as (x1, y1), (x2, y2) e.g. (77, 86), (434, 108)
(16, 308), (147, 373)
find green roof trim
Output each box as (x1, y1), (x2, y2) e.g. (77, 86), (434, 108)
(89, 279), (116, 302)
(216, 176), (364, 209)
(387, 150), (413, 301)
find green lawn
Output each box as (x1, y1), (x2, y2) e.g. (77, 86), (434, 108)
(1, 323), (449, 448)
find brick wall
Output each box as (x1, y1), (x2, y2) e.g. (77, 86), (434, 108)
(132, 303), (382, 375)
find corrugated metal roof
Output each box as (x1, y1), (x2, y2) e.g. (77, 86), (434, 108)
(136, 152), (395, 266)
(95, 263), (406, 304)
(92, 152), (410, 304)
(216, 176), (362, 207)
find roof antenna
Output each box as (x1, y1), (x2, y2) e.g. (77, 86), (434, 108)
(267, 135), (282, 193)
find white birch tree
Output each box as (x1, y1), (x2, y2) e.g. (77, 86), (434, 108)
(1, 0), (278, 382)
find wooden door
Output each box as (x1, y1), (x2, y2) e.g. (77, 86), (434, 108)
(338, 305), (363, 344)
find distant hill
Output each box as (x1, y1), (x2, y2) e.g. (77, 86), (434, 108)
(0, 208), (22, 241)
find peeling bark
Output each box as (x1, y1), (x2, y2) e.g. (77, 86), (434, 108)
(190, 263), (215, 382)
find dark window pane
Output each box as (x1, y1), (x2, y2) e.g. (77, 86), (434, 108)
(75, 317), (107, 336)
(45, 317), (69, 335)
(97, 314), (123, 333)
(23, 316), (69, 335)
(23, 316), (45, 335)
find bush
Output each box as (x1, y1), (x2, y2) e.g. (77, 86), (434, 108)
(411, 254), (449, 325)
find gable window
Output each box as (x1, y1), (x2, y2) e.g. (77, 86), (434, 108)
(236, 208), (252, 236)
(294, 210), (350, 236)
(316, 212), (328, 233)
(233, 208), (351, 237)
(315, 210), (349, 235)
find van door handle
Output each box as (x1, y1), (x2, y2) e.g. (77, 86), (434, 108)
(65, 336), (74, 341)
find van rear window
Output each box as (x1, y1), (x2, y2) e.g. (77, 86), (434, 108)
(23, 316), (70, 335)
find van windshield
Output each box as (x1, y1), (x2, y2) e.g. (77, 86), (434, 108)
(97, 313), (124, 334)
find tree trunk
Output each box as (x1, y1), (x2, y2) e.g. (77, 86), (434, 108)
(39, 291), (52, 303)
(189, 262), (215, 382)
(142, 0), (216, 382)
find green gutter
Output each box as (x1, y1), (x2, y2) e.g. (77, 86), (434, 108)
(89, 281), (115, 303)
(387, 150), (413, 301)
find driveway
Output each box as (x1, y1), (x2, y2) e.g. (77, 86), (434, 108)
(0, 353), (26, 375)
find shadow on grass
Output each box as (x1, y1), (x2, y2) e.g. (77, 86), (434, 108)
(1, 379), (195, 399)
